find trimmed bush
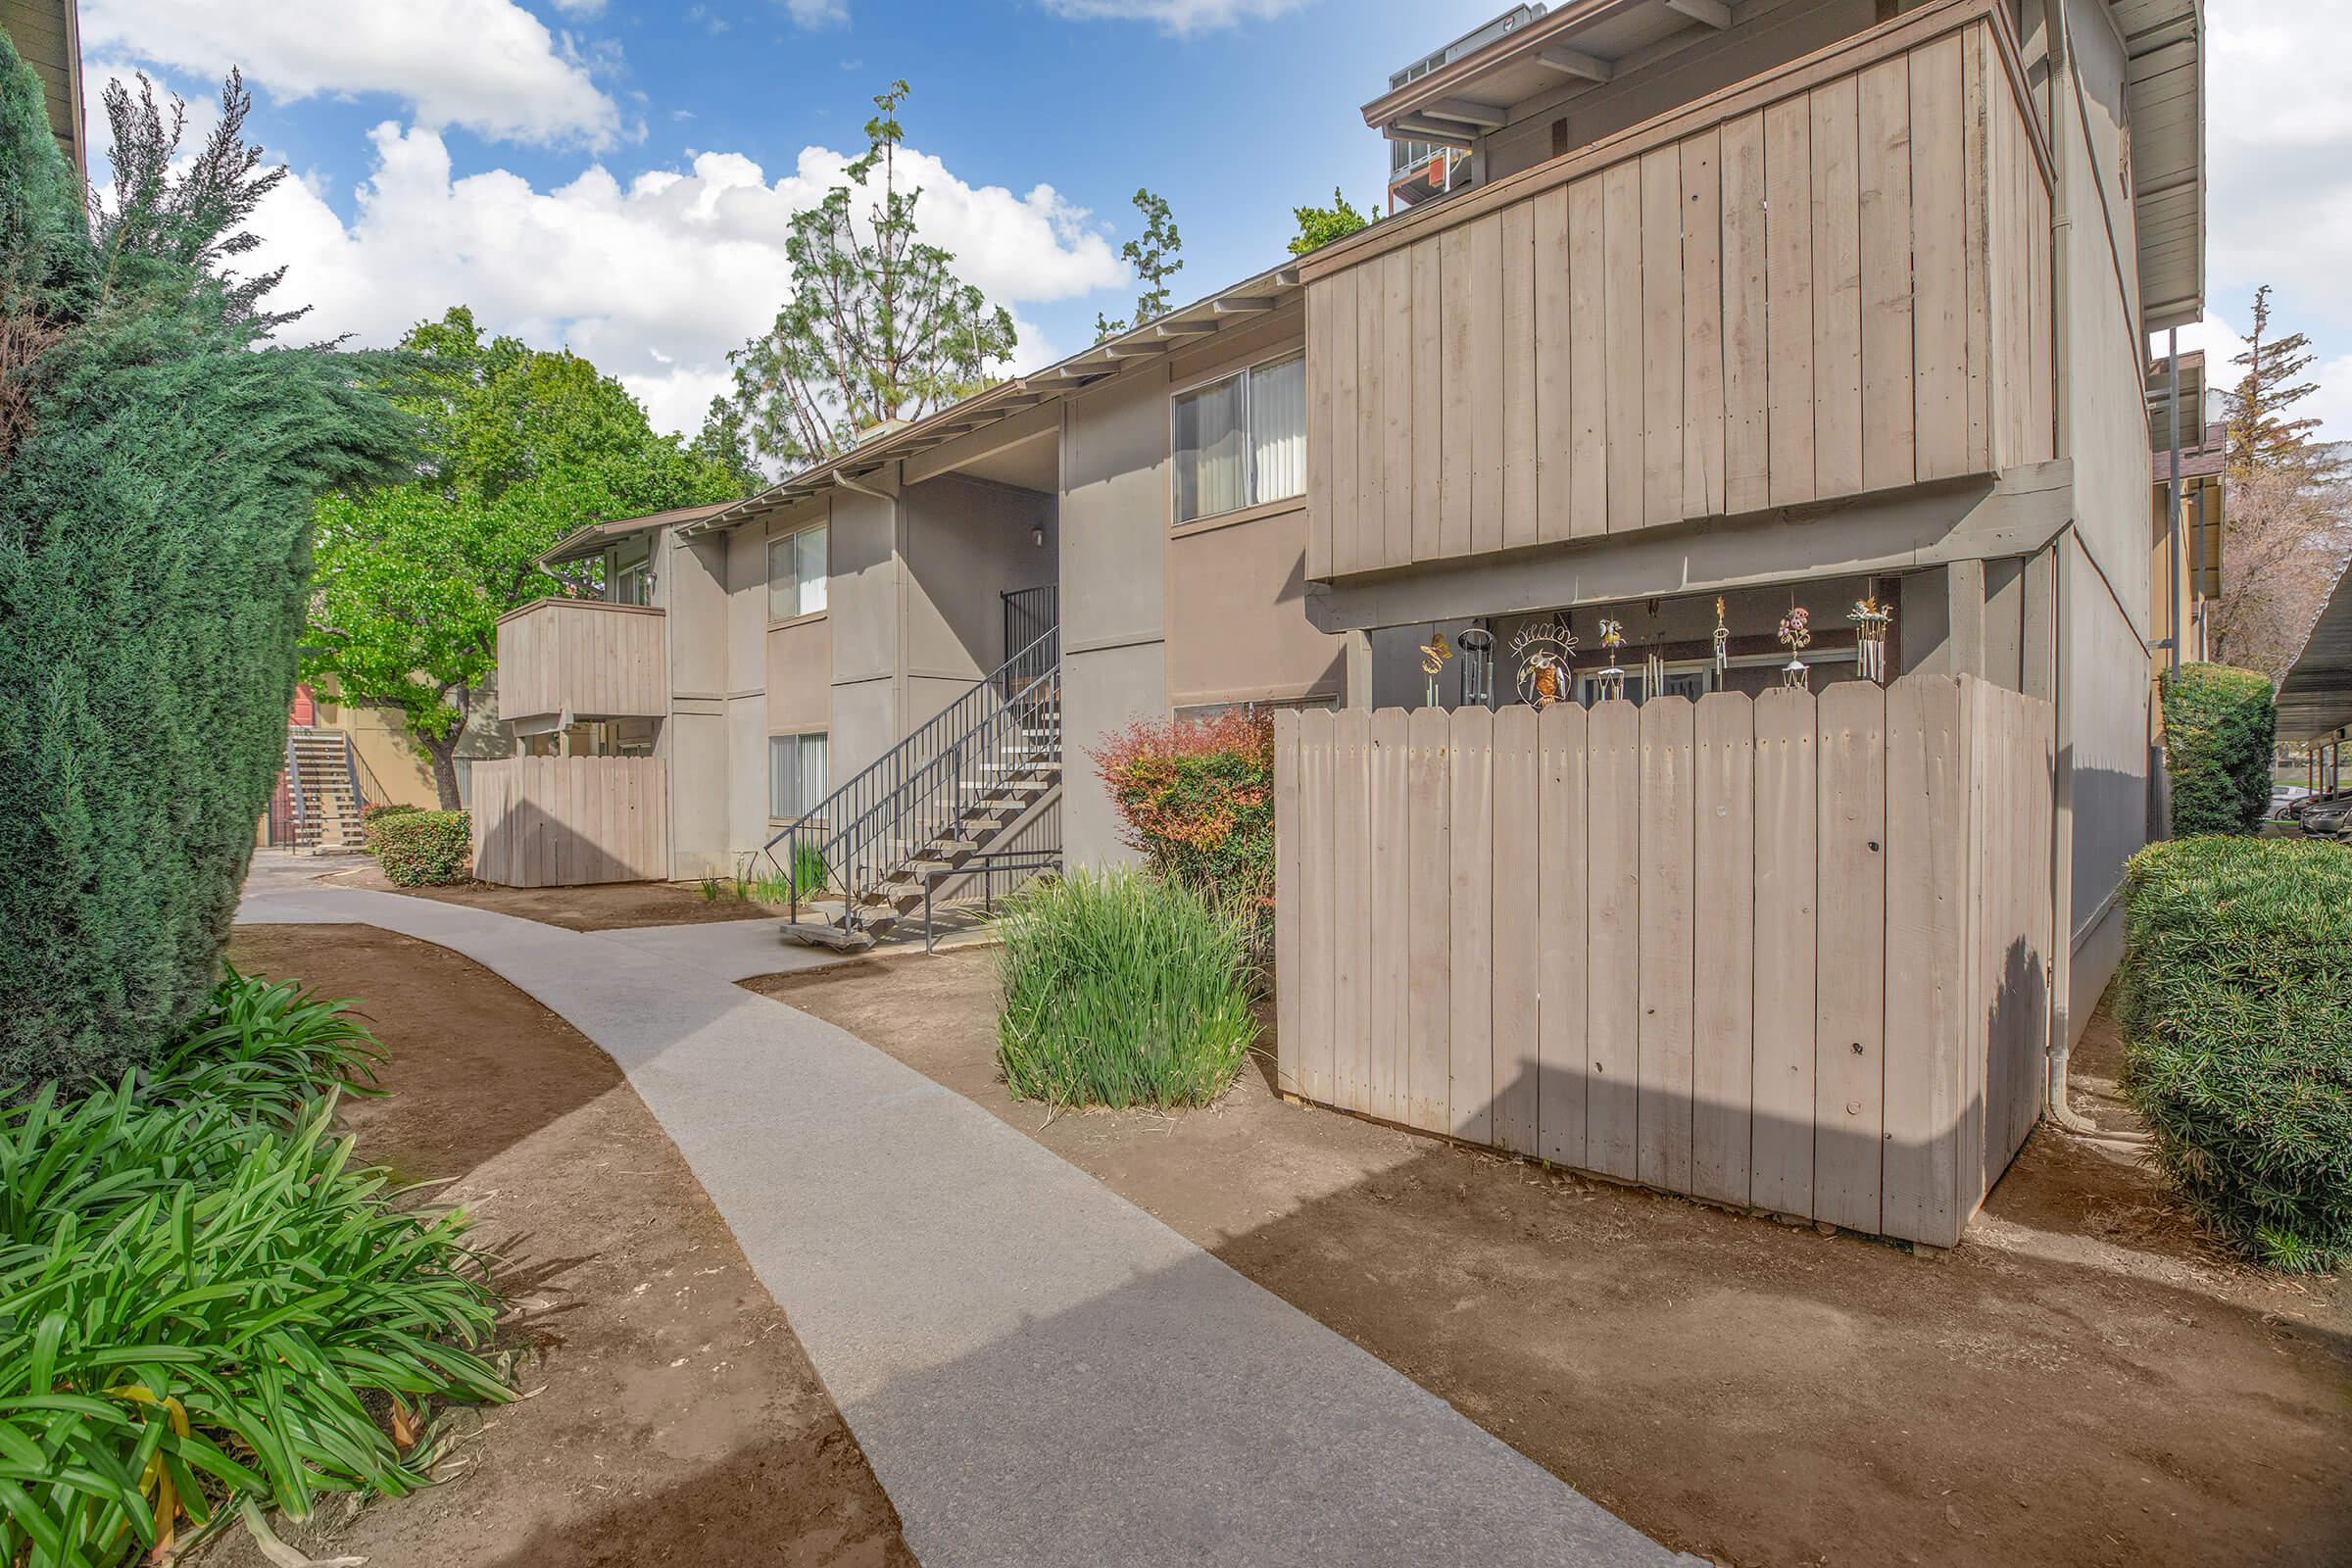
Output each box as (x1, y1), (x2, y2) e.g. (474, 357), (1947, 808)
(361, 802), (425, 853)
(0, 968), (509, 1563)
(373, 810), (471, 887)
(0, 40), (412, 1084)
(1091, 710), (1274, 912)
(993, 868), (1258, 1110)
(2159, 663), (2277, 836)
(2119, 836), (2352, 1271)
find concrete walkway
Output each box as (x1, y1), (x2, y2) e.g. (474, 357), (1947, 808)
(238, 881), (1690, 1568)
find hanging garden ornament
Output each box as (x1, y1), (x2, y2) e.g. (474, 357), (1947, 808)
(1849, 592), (1893, 683)
(1595, 617), (1627, 702)
(1420, 629), (1454, 708)
(1712, 596), (1731, 676)
(1644, 647), (1667, 697)
(1777, 605), (1813, 691)
(1510, 618), (1577, 708)
(1458, 626), (1496, 708)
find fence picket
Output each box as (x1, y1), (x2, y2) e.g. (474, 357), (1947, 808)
(1815, 680), (1888, 1233)
(1692, 692), (1755, 1206)
(1405, 708), (1454, 1134)
(1369, 709), (1410, 1124)
(1537, 703), (1590, 1168)
(1638, 696), (1696, 1193)
(1333, 710), (1373, 1114)
(1491, 705), (1542, 1155)
(1448, 706), (1496, 1145)
(1586, 699), (1642, 1180)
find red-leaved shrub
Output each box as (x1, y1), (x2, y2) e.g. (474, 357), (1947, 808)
(1090, 710), (1274, 914)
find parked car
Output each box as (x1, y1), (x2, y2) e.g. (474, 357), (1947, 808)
(2296, 792), (2352, 837)
(2269, 783), (2315, 821)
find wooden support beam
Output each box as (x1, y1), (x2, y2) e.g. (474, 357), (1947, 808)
(1422, 95), (1509, 128)
(1390, 116), (1477, 150)
(1666, 0), (1733, 28)
(1536, 44), (1615, 81)
(1213, 296), (1280, 315)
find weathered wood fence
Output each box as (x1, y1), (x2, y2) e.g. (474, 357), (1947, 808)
(1273, 675), (2054, 1249)
(469, 757), (669, 887)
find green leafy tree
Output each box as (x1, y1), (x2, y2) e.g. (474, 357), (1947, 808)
(724, 81), (1015, 467)
(305, 309), (745, 806)
(692, 392), (765, 493)
(1288, 187), (1376, 256)
(1095, 188), (1183, 340)
(0, 41), (412, 1080)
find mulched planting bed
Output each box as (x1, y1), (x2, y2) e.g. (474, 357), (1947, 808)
(218, 923), (912, 1568)
(752, 949), (2352, 1568)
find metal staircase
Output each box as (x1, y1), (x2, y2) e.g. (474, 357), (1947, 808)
(284, 725), (369, 854)
(765, 618), (1061, 951)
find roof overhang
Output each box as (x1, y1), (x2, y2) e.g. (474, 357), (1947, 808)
(2113, 0), (2204, 334)
(2278, 561), (2352, 745)
(538, 501), (736, 566)
(680, 259), (1305, 538)
(1359, 0), (1736, 146)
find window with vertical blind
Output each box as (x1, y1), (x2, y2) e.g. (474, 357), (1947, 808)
(1171, 352), (1305, 524)
(768, 732), (828, 820)
(766, 523), (827, 621)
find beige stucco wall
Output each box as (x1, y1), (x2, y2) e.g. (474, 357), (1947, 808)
(765, 616), (831, 733)
(1166, 504), (1344, 710)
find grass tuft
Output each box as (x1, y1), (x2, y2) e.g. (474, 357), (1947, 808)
(992, 867), (1257, 1110)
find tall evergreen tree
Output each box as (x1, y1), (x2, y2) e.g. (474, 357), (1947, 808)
(2224, 284), (2345, 483)
(0, 41), (412, 1080)
(723, 82), (1015, 468)
(1095, 189), (1183, 340)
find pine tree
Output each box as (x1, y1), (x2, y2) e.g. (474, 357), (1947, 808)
(1095, 189), (1183, 340)
(2223, 284), (2344, 483)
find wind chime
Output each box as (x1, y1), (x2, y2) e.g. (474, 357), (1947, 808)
(1458, 626), (1496, 708)
(1778, 603), (1813, 691)
(1595, 618), (1627, 702)
(1848, 585), (1893, 684)
(1420, 629), (1454, 709)
(1712, 596), (1731, 676)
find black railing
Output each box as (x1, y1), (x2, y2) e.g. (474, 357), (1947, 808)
(763, 623), (1060, 931)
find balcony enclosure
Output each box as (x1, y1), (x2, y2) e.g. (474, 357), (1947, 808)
(1303, 0), (2053, 580)
(496, 597), (667, 733)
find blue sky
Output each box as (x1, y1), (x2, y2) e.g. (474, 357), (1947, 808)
(65, 0), (2352, 445)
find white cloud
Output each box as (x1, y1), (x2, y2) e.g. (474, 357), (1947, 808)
(1039, 0), (1309, 33)
(245, 125), (1120, 434)
(79, 0), (623, 149)
(2204, 0), (2352, 441)
(549, 0), (607, 15)
(783, 0), (850, 27)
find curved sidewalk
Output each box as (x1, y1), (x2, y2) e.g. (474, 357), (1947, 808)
(239, 882), (1690, 1568)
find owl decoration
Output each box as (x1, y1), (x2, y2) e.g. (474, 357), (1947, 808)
(1510, 619), (1578, 709)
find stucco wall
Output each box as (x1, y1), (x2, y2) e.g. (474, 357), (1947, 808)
(1166, 504), (1345, 710)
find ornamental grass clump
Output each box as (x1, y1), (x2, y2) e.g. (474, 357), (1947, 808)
(2119, 836), (2352, 1272)
(993, 868), (1258, 1110)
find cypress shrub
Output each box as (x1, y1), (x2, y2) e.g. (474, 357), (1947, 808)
(2159, 663), (2277, 836)
(2118, 836), (2352, 1271)
(374, 811), (472, 887)
(0, 42), (410, 1081)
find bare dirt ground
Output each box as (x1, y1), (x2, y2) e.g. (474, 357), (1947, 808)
(318, 858), (781, 930)
(753, 949), (2352, 1568)
(217, 923), (912, 1568)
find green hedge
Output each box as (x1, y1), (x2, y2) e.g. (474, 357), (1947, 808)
(373, 810), (471, 887)
(0, 38), (410, 1084)
(2119, 836), (2352, 1271)
(361, 802), (424, 853)
(994, 868), (1258, 1110)
(2159, 663), (2277, 836)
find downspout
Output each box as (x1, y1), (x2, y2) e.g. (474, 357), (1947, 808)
(2040, 0), (2103, 1136)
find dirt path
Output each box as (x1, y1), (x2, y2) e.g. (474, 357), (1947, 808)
(753, 949), (2352, 1568)
(318, 860), (782, 931)
(220, 924), (913, 1568)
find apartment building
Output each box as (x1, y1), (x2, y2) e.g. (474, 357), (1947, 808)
(481, 0), (2202, 1041)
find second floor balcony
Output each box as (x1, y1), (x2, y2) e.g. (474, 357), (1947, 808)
(1302, 0), (2054, 581)
(497, 597), (668, 726)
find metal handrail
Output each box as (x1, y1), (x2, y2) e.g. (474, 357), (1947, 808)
(763, 623), (1060, 929)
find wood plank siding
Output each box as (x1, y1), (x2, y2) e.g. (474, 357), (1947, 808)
(1299, 0), (2052, 580)
(469, 757), (670, 886)
(495, 599), (669, 723)
(1274, 675), (2057, 1250)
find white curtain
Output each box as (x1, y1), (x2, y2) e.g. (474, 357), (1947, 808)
(770, 733), (829, 818)
(1251, 355), (1305, 504)
(795, 524), (828, 615)
(1174, 373), (1248, 521)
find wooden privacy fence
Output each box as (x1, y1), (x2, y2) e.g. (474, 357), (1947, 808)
(1273, 675), (2054, 1249)
(469, 757), (668, 888)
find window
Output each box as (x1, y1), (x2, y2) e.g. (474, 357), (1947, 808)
(1172, 353), (1305, 524)
(613, 558), (651, 606)
(768, 732), (828, 820)
(766, 523), (827, 620)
